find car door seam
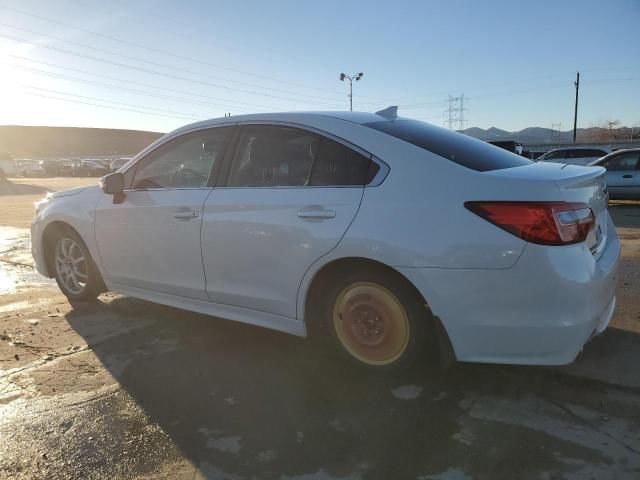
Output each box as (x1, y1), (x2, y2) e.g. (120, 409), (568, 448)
(294, 186), (366, 320)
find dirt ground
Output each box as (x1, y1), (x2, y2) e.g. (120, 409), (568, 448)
(1, 177), (639, 480)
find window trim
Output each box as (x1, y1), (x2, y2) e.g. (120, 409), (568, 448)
(123, 124), (237, 192)
(217, 121), (388, 189)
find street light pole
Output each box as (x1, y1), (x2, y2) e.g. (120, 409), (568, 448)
(339, 72), (364, 111)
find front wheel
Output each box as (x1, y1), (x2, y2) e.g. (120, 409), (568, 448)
(322, 269), (429, 371)
(52, 231), (102, 302)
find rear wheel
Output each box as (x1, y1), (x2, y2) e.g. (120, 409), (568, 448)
(322, 268), (429, 371)
(51, 230), (102, 302)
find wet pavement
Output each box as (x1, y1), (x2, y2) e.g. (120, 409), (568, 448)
(1, 210), (640, 479)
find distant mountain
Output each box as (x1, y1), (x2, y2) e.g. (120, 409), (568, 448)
(459, 126), (630, 145)
(0, 126), (164, 158)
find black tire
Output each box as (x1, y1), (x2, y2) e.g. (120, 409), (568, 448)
(50, 229), (103, 303)
(319, 266), (430, 372)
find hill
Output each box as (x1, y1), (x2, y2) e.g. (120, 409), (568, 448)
(0, 126), (164, 158)
(459, 126), (636, 144)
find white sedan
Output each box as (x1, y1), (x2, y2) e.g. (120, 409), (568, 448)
(588, 148), (640, 200)
(31, 110), (620, 370)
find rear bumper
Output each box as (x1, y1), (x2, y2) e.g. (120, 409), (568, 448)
(399, 213), (620, 366)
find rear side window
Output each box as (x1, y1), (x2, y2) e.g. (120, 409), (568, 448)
(228, 125), (320, 187)
(310, 138), (379, 186)
(364, 119), (532, 171)
(227, 125), (380, 187)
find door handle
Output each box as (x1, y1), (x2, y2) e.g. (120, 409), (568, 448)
(173, 211), (200, 219)
(297, 209), (336, 219)
(622, 174), (633, 178)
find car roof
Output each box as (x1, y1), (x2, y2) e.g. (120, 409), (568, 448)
(170, 111), (397, 136)
(590, 147), (640, 164)
(547, 147), (608, 152)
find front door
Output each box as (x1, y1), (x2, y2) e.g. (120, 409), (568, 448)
(202, 124), (381, 319)
(94, 126), (233, 300)
(601, 151), (639, 197)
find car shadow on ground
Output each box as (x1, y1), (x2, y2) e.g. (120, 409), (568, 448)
(62, 296), (640, 479)
(609, 200), (640, 229)
(0, 180), (51, 196)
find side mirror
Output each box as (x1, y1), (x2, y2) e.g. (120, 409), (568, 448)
(101, 172), (124, 195)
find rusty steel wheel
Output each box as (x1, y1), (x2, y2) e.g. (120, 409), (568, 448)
(332, 282), (411, 366)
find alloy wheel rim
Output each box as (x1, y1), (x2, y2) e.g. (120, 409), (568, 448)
(333, 282), (410, 366)
(55, 237), (88, 295)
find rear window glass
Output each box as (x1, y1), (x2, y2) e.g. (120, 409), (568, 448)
(364, 119), (532, 171)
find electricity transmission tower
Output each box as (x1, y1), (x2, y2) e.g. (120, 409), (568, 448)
(445, 94), (467, 130)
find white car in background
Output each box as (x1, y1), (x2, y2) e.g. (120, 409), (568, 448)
(30, 110), (620, 371)
(110, 157), (132, 172)
(588, 148), (640, 199)
(536, 147), (609, 166)
(19, 159), (46, 177)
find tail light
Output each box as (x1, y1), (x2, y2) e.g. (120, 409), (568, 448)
(465, 201), (595, 246)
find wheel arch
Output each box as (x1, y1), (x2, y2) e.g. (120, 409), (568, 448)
(300, 257), (426, 318)
(299, 255), (457, 364)
(41, 220), (85, 278)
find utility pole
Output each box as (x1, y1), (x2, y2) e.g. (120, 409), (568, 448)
(551, 122), (562, 146)
(339, 72), (364, 111)
(573, 72), (580, 142)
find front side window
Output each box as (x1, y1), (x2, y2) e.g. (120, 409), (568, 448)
(602, 152), (639, 171)
(132, 127), (232, 189)
(227, 125), (380, 187)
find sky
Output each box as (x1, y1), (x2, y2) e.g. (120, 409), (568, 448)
(0, 0), (638, 133)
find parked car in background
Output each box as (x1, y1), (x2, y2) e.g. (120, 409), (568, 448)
(536, 147), (608, 166)
(31, 111), (619, 371)
(57, 159), (76, 177)
(110, 157), (132, 172)
(73, 159), (111, 177)
(488, 141), (524, 155)
(588, 148), (640, 199)
(0, 151), (17, 180)
(18, 159), (46, 177)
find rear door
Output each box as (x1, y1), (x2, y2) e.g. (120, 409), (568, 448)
(94, 126), (233, 300)
(599, 151), (639, 197)
(201, 124), (381, 318)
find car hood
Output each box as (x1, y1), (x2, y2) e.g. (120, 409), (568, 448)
(49, 185), (96, 199)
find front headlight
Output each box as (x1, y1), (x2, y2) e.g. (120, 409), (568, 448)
(34, 193), (53, 215)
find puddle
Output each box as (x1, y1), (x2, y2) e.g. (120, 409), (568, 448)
(0, 300), (35, 312)
(0, 226), (53, 294)
(390, 384), (423, 400)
